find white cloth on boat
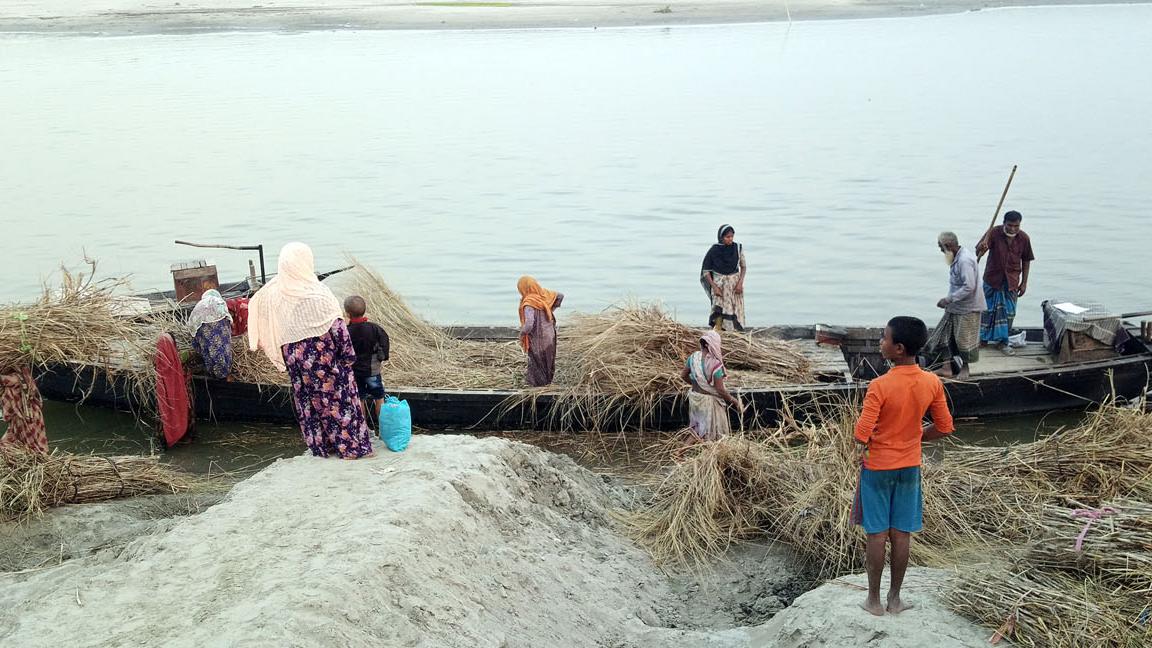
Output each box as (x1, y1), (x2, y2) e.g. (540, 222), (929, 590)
(188, 289), (231, 333)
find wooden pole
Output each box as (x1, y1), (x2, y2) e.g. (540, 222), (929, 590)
(976, 165), (1017, 261)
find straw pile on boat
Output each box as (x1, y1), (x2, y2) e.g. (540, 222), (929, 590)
(223, 266), (813, 431)
(224, 263), (524, 389)
(508, 303), (813, 430)
(0, 445), (197, 521)
(0, 262), (151, 376)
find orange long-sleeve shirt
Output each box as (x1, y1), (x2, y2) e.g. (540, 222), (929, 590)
(854, 364), (954, 470)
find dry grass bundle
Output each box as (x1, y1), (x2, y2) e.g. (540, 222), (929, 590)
(177, 266), (811, 428)
(1028, 499), (1152, 587)
(630, 403), (1152, 575)
(627, 436), (779, 568)
(339, 263), (524, 390)
(0, 445), (197, 521)
(512, 303), (813, 430)
(558, 303), (812, 391)
(215, 262), (524, 389)
(947, 567), (1150, 648)
(0, 261), (152, 375)
(942, 405), (1152, 505)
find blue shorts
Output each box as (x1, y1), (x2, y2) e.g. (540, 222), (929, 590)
(355, 374), (386, 400)
(855, 466), (922, 535)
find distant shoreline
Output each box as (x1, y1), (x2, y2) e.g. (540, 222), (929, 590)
(0, 0), (1146, 36)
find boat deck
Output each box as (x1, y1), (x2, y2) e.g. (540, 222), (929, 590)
(969, 342), (1055, 375)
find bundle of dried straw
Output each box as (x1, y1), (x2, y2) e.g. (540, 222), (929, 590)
(1, 445), (196, 520)
(511, 303), (813, 430)
(220, 266), (813, 433)
(0, 262), (151, 375)
(947, 566), (1149, 648)
(629, 403), (1152, 580)
(947, 501), (1152, 647)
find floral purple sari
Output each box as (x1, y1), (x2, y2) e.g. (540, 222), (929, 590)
(281, 319), (374, 459)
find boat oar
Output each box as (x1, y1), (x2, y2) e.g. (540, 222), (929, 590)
(976, 164), (1017, 261)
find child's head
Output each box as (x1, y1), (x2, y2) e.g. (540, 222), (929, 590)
(344, 295), (367, 319)
(882, 316), (927, 361)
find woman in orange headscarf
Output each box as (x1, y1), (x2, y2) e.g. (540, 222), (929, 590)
(517, 276), (564, 387)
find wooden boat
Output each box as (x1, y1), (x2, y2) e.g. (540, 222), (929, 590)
(35, 323), (1152, 432)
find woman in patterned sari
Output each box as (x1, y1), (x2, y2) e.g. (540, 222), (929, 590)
(188, 289), (234, 380)
(680, 331), (742, 442)
(700, 224), (747, 331)
(248, 243), (374, 460)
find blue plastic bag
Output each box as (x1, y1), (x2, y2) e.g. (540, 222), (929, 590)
(378, 395), (412, 452)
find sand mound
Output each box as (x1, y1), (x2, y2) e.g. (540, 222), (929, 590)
(0, 438), (993, 646)
(0, 437), (771, 647)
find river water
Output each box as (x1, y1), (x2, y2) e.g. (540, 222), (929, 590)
(2, 5), (1151, 330)
(2, 6), (1149, 457)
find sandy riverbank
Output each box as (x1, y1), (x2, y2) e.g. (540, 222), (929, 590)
(0, 435), (992, 647)
(0, 0), (1145, 35)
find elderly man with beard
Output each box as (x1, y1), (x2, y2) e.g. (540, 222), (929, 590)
(976, 210), (1035, 355)
(925, 232), (984, 379)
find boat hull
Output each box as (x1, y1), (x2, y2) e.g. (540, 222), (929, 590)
(35, 349), (1152, 432)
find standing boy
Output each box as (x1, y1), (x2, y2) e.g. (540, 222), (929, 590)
(853, 316), (955, 616)
(344, 295), (390, 424)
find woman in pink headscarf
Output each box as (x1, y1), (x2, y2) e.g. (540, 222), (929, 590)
(680, 330), (742, 441)
(248, 243), (374, 459)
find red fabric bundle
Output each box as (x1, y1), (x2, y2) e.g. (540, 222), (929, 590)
(226, 297), (249, 336)
(155, 334), (191, 448)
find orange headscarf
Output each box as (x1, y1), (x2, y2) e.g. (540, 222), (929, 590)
(518, 275), (559, 351)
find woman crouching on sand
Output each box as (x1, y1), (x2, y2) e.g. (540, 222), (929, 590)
(680, 330), (742, 442)
(248, 242), (374, 460)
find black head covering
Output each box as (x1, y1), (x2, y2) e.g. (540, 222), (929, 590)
(699, 224), (741, 299)
(701, 224), (740, 275)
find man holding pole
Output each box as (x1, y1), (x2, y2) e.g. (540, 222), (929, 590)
(976, 210), (1035, 354)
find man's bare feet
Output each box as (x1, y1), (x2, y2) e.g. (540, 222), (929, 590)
(886, 594), (914, 614)
(860, 596), (885, 617)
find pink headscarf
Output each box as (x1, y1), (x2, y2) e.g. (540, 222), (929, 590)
(247, 243), (343, 371)
(699, 330), (724, 383)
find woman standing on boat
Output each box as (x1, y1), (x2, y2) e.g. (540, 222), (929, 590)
(188, 289), (234, 380)
(517, 276), (564, 387)
(700, 224), (747, 331)
(680, 330), (742, 442)
(248, 243), (374, 460)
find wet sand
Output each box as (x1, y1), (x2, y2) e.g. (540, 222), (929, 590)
(0, 0), (1145, 35)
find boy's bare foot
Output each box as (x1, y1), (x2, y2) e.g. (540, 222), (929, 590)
(886, 594), (914, 614)
(860, 596), (885, 617)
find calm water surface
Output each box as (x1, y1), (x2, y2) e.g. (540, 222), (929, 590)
(2, 5), (1150, 329)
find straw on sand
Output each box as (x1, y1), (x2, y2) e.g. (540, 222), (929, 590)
(946, 565), (1150, 648)
(1027, 499), (1152, 586)
(0, 445), (197, 521)
(629, 402), (1152, 578)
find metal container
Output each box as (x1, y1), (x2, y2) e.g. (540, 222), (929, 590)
(171, 261), (219, 303)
